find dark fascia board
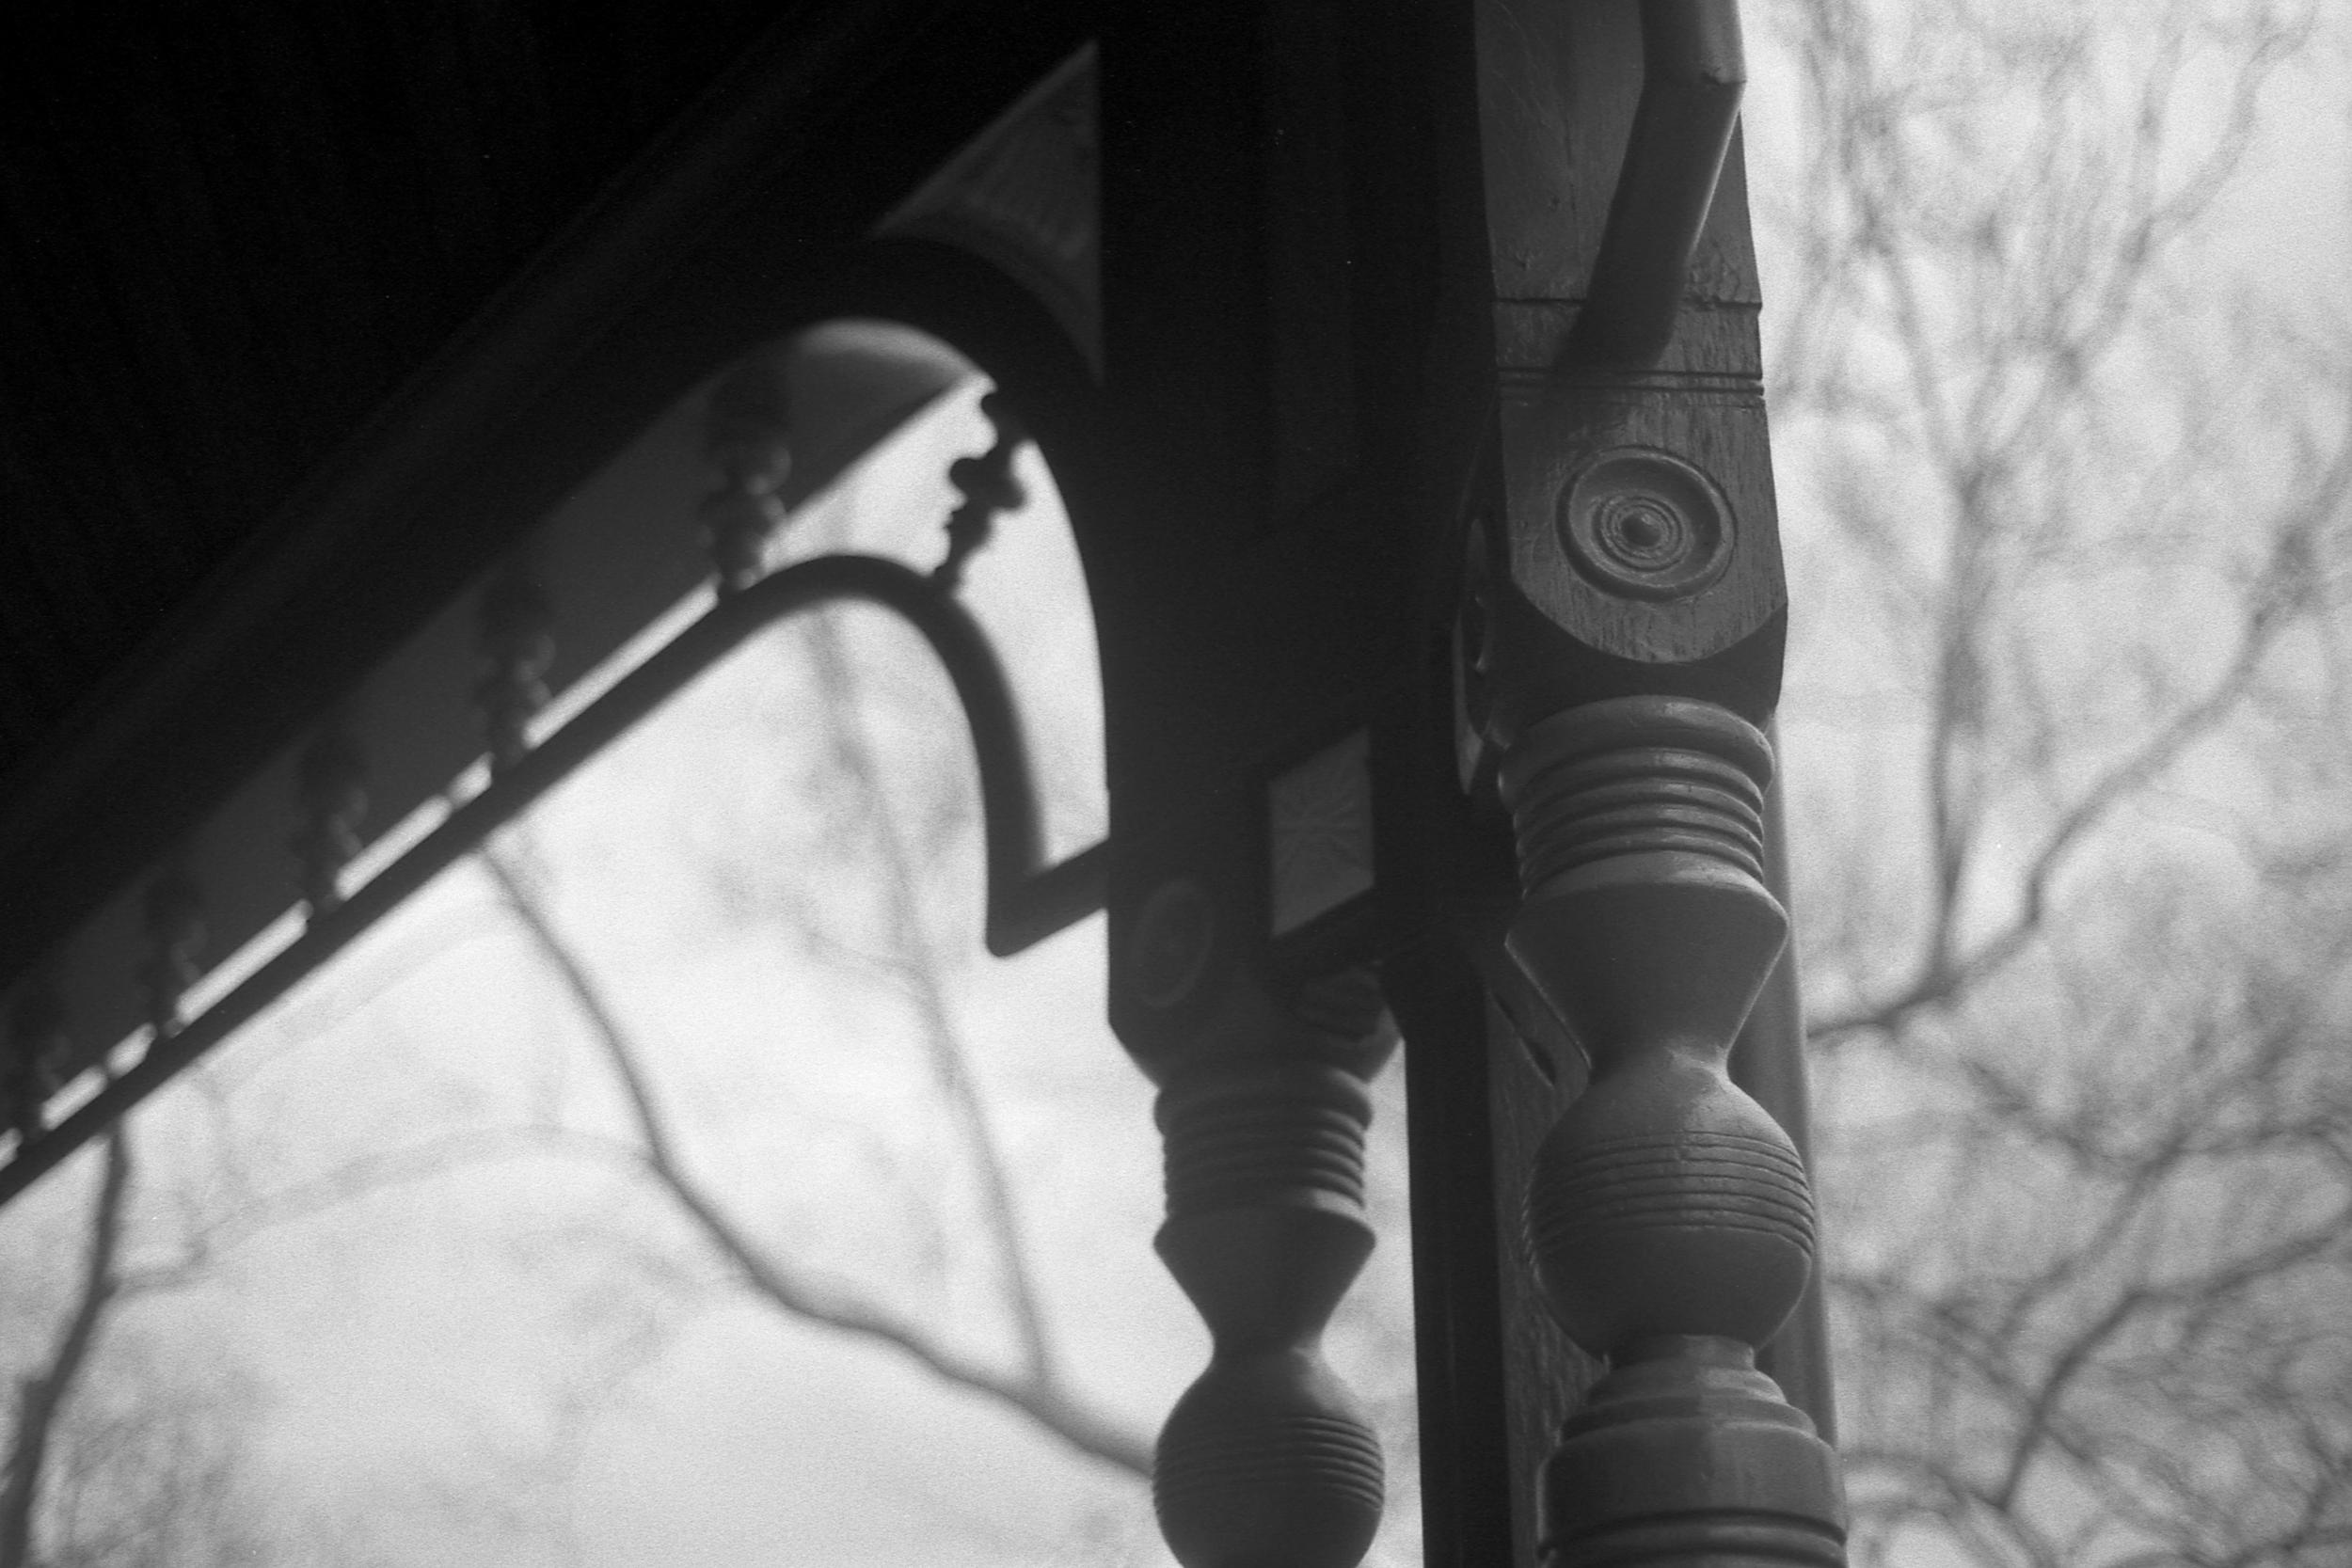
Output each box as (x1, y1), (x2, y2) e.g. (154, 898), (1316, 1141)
(0, 0), (1097, 995)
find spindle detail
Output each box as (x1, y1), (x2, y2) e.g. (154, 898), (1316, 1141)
(1498, 695), (1844, 1568)
(935, 391), (1027, 591)
(5, 988), (65, 1145)
(702, 356), (795, 594)
(293, 726), (370, 918)
(137, 872), (206, 1045)
(1146, 964), (1394, 1568)
(477, 574), (555, 774)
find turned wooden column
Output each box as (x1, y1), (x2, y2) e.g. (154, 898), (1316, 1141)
(1084, 1), (1847, 1559)
(1452, 2), (1848, 1561)
(1121, 883), (1394, 1568)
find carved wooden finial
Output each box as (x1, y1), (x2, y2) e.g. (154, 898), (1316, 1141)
(476, 572), (555, 775)
(702, 355), (795, 595)
(5, 985), (66, 1146)
(933, 390), (1027, 593)
(1498, 696), (1841, 1567)
(292, 724), (369, 919)
(1134, 925), (1393, 1568)
(138, 869), (207, 1045)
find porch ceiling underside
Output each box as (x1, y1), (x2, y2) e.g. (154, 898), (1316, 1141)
(0, 0), (1091, 999)
(0, 0), (781, 759)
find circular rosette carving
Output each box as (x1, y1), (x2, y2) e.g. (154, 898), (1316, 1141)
(1557, 448), (1735, 602)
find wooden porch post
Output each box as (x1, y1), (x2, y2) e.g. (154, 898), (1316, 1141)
(1448, 3), (1848, 1562)
(1092, 2), (1845, 1560)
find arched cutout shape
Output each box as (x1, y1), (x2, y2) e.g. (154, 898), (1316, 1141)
(0, 196), (1123, 1149)
(0, 305), (1111, 1207)
(685, 316), (1108, 952)
(511, 553), (1105, 958)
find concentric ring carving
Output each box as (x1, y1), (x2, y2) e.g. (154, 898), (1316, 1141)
(1557, 448), (1735, 602)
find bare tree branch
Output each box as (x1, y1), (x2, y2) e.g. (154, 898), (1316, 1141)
(1774, 8), (2352, 1567)
(478, 845), (1153, 1481)
(1813, 416), (2352, 1044)
(1, 1127), (130, 1568)
(796, 615), (1064, 1390)
(116, 1123), (646, 1298)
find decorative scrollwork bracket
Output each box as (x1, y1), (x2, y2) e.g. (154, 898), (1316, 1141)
(0, 378), (1104, 1206)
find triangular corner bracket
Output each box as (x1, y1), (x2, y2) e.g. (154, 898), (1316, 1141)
(875, 43), (1101, 378)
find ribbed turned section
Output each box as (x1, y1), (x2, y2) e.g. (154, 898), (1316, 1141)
(1149, 990), (1391, 1568)
(1162, 1061), (1372, 1216)
(1529, 1127), (1815, 1355)
(1533, 1130), (1812, 1250)
(1503, 696), (1771, 891)
(1157, 1392), (1385, 1568)
(1499, 697), (1847, 1568)
(1156, 1411), (1385, 1512)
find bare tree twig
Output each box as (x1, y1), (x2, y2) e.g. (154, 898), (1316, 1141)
(1812, 428), (2352, 1044)
(796, 616), (1065, 1390)
(1, 1127), (131, 1568)
(116, 1123), (647, 1298)
(1777, 8), (2352, 1567)
(479, 845), (1152, 1480)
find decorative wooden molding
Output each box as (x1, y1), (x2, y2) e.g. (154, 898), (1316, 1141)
(701, 355), (798, 596)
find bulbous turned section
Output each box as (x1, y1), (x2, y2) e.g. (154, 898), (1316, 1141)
(1150, 1006), (1392, 1568)
(1498, 697), (1846, 1568)
(1154, 1332), (1384, 1568)
(1526, 1051), (1814, 1355)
